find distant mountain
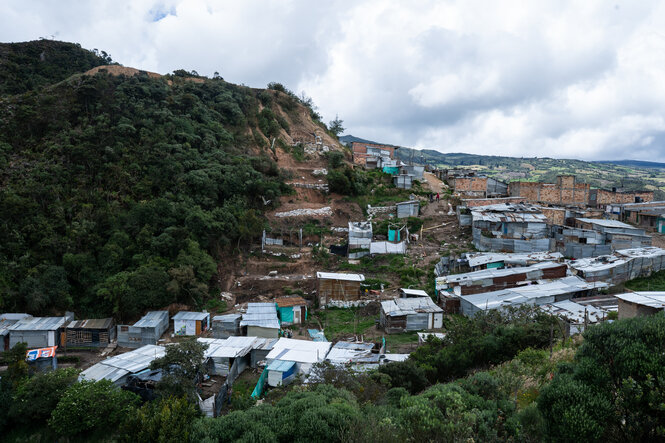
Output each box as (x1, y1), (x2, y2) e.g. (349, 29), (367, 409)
(594, 159), (665, 169)
(338, 134), (400, 148)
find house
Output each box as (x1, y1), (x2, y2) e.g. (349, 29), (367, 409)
(589, 188), (653, 209)
(399, 288), (430, 298)
(212, 314), (242, 339)
(64, 318), (116, 348)
(240, 303), (280, 338)
(436, 262), (568, 296)
(0, 314), (31, 351)
(458, 276), (607, 317)
(570, 247), (665, 286)
(380, 297), (444, 334)
(9, 315), (70, 349)
(351, 141), (399, 168)
(172, 311), (210, 336)
(79, 344), (166, 385)
(393, 174), (413, 189)
(275, 296), (307, 325)
(116, 311), (169, 348)
(265, 337), (332, 386)
(200, 336), (257, 376)
(541, 300), (607, 335)
(471, 204), (552, 253)
(614, 292), (665, 319)
(396, 200), (420, 219)
(326, 341), (382, 371)
(573, 218), (651, 249)
(400, 165), (425, 180)
(508, 175), (590, 206)
(316, 272), (365, 307)
(463, 251), (564, 271)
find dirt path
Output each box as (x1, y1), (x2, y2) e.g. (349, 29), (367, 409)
(422, 172), (446, 193)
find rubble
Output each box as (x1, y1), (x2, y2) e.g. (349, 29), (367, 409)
(275, 207), (333, 217)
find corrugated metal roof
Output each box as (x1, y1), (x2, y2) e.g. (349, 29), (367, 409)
(326, 342), (379, 364)
(66, 318), (114, 329)
(466, 251), (563, 268)
(275, 296), (306, 307)
(172, 311), (210, 321)
(0, 313), (31, 321)
(576, 218), (638, 229)
(316, 272), (365, 282)
(400, 288), (430, 297)
(614, 292), (665, 309)
(79, 345), (166, 383)
(9, 316), (67, 331)
(240, 304), (280, 329)
(471, 204), (548, 223)
(381, 297), (443, 316)
(266, 338), (331, 364)
(200, 336), (258, 358)
(266, 359), (296, 372)
(541, 300), (606, 323)
(212, 314), (242, 322)
(133, 311), (169, 328)
(439, 262), (565, 285)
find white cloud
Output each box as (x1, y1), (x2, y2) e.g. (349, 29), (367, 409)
(2, 0), (665, 160)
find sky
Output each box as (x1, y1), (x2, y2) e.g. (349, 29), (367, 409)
(2, 0), (665, 161)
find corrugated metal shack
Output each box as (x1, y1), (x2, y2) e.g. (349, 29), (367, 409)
(465, 251), (564, 270)
(436, 262), (568, 296)
(265, 337), (332, 386)
(199, 336), (257, 376)
(551, 226), (612, 259)
(348, 221), (372, 259)
(275, 296), (307, 325)
(212, 314), (241, 339)
(240, 303), (280, 338)
(471, 204), (553, 253)
(380, 297), (444, 334)
(541, 300), (607, 335)
(614, 292), (665, 319)
(396, 200), (420, 219)
(9, 316), (69, 349)
(172, 311), (210, 336)
(574, 218), (652, 249)
(399, 288), (430, 298)
(65, 318), (116, 348)
(250, 337), (279, 368)
(79, 344), (166, 385)
(117, 311), (169, 348)
(458, 276), (608, 317)
(326, 341), (381, 371)
(0, 314), (31, 351)
(393, 174), (413, 189)
(400, 165), (425, 180)
(316, 272), (365, 307)
(570, 247), (665, 285)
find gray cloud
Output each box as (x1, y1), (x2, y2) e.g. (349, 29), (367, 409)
(2, 0), (665, 161)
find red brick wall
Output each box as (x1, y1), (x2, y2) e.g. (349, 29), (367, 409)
(509, 176), (589, 205)
(596, 190), (654, 205)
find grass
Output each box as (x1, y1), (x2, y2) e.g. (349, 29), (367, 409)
(384, 332), (419, 352)
(313, 308), (377, 339)
(624, 269), (665, 291)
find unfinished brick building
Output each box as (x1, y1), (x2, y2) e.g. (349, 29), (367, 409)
(508, 175), (589, 206)
(351, 142), (398, 167)
(452, 176), (488, 198)
(589, 189), (654, 208)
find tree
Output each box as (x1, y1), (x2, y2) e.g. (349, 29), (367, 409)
(10, 368), (79, 426)
(49, 379), (140, 438)
(328, 114), (344, 137)
(150, 338), (209, 399)
(123, 396), (199, 443)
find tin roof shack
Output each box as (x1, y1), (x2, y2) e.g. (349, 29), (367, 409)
(250, 337), (279, 368)
(393, 174), (413, 189)
(265, 338), (332, 386)
(614, 292), (665, 319)
(570, 247), (665, 285)
(380, 297), (444, 334)
(400, 165), (425, 180)
(172, 311), (210, 336)
(9, 316), (69, 349)
(348, 221), (372, 258)
(65, 318), (116, 349)
(199, 337), (257, 376)
(26, 345), (58, 372)
(471, 204), (553, 253)
(620, 201), (665, 231)
(396, 200), (420, 219)
(574, 218), (651, 249)
(326, 341), (381, 371)
(240, 303), (280, 338)
(0, 314), (31, 351)
(117, 311), (169, 348)
(436, 262), (568, 296)
(316, 272), (365, 307)
(79, 344), (166, 385)
(212, 314), (241, 339)
(275, 296), (307, 325)
(464, 251), (564, 271)
(399, 288), (430, 298)
(508, 175), (590, 206)
(459, 276), (607, 317)
(551, 226), (612, 259)
(541, 300), (607, 335)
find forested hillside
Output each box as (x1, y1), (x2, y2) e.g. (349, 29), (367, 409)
(0, 41), (325, 320)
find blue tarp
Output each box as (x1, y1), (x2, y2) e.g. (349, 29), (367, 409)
(388, 229), (401, 242)
(382, 166), (399, 175)
(308, 329), (327, 342)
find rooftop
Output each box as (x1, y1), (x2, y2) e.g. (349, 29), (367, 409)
(133, 311), (169, 328)
(275, 296), (307, 307)
(399, 288), (430, 297)
(240, 303), (280, 329)
(541, 300), (607, 324)
(79, 344), (166, 383)
(316, 272), (365, 282)
(171, 311), (210, 321)
(465, 251), (563, 268)
(438, 262), (566, 285)
(326, 341), (380, 364)
(9, 316), (67, 331)
(614, 292), (665, 309)
(266, 337), (332, 364)
(381, 297), (443, 316)
(575, 218), (638, 229)
(471, 204), (548, 223)
(66, 318), (114, 329)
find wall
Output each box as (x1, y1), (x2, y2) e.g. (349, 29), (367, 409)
(508, 175), (589, 206)
(539, 207), (566, 226)
(318, 279), (362, 306)
(462, 197), (524, 208)
(617, 299), (661, 319)
(453, 177), (488, 197)
(595, 189), (654, 207)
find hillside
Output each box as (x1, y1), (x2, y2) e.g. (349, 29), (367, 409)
(0, 40), (351, 321)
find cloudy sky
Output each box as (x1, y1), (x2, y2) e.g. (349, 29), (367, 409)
(3, 0), (665, 161)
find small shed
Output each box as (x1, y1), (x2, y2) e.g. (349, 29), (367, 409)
(614, 292), (665, 319)
(79, 344), (166, 385)
(117, 311), (169, 348)
(200, 336), (256, 376)
(0, 314), (32, 351)
(265, 338), (332, 385)
(399, 288), (430, 298)
(9, 316), (69, 349)
(65, 318), (116, 348)
(316, 272), (365, 307)
(172, 311), (210, 336)
(326, 341), (381, 371)
(394, 174), (413, 189)
(240, 303), (280, 338)
(212, 314), (242, 339)
(275, 297), (307, 325)
(396, 200), (420, 219)
(380, 298), (444, 334)
(266, 360), (297, 387)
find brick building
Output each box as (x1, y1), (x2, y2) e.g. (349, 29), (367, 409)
(508, 175), (589, 206)
(351, 142), (398, 168)
(589, 189), (654, 208)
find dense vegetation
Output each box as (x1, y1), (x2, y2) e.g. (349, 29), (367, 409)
(0, 41), (301, 320)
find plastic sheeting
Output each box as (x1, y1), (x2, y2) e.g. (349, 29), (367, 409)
(370, 241), (407, 254)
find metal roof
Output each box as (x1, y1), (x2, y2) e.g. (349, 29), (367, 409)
(471, 204), (548, 223)
(439, 262), (565, 284)
(240, 303), (280, 329)
(266, 359), (296, 372)
(172, 311), (210, 321)
(133, 311), (169, 328)
(9, 316), (67, 331)
(0, 313), (31, 321)
(576, 218), (638, 229)
(0, 314), (32, 336)
(399, 288), (430, 297)
(316, 272), (365, 282)
(614, 292), (665, 309)
(66, 318), (114, 329)
(466, 251), (563, 268)
(616, 247), (665, 259)
(79, 345), (166, 383)
(326, 341), (380, 364)
(381, 297), (443, 316)
(199, 336), (259, 358)
(541, 300), (606, 324)
(212, 314), (242, 322)
(266, 338), (332, 364)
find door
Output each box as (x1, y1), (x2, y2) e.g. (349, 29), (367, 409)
(294, 308), (301, 324)
(433, 313), (443, 329)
